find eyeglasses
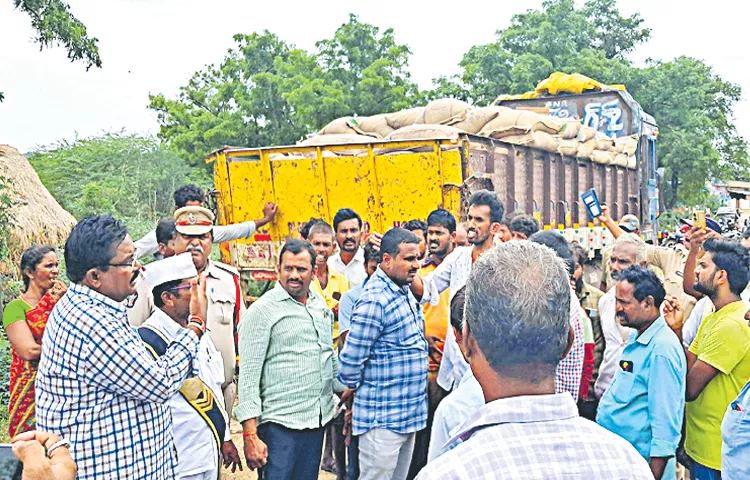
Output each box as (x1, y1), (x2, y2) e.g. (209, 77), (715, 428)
(166, 284), (192, 292)
(107, 258), (138, 269)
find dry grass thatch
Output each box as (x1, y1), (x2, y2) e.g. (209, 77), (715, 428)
(0, 145), (76, 273)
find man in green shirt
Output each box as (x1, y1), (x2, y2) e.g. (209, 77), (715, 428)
(236, 239), (344, 480)
(670, 238), (750, 479)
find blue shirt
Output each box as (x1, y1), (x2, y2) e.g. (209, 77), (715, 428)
(339, 280), (366, 334)
(337, 267), (428, 436)
(722, 378), (750, 479)
(428, 368), (484, 461)
(597, 317), (686, 478)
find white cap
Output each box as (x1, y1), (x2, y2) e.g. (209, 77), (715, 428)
(142, 253), (198, 288)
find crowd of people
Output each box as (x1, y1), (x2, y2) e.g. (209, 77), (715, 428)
(3, 183), (750, 480)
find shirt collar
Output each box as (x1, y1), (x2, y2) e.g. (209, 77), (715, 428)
(373, 266), (409, 295)
(71, 283), (127, 315)
(334, 247), (365, 266)
(449, 393), (578, 446)
(272, 281), (324, 307)
(635, 316), (667, 345)
(145, 308), (184, 342)
(718, 300), (748, 317)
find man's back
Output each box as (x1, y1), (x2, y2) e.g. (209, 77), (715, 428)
(417, 394), (653, 479)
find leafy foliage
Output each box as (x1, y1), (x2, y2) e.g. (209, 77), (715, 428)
(149, 15), (422, 168)
(28, 132), (210, 226)
(430, 0), (747, 208)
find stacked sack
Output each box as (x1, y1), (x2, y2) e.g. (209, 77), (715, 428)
(309, 98), (639, 169)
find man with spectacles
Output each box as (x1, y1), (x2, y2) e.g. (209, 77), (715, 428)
(139, 253), (243, 479)
(36, 215), (208, 480)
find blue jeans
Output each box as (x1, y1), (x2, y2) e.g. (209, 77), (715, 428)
(689, 457), (722, 480)
(257, 422), (325, 480)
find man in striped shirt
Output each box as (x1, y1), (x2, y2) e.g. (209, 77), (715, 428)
(236, 239), (344, 480)
(338, 228), (428, 480)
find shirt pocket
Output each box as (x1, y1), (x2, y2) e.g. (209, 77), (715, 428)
(210, 291), (236, 326)
(610, 371), (635, 403)
(721, 403), (750, 449)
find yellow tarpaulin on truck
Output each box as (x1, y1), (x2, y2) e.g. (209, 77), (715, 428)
(494, 72), (627, 103)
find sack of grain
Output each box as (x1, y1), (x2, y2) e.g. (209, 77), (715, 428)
(417, 98), (472, 125)
(386, 107), (426, 129)
(613, 153), (629, 167)
(357, 114), (395, 138)
(594, 132), (615, 151)
(559, 119), (582, 140)
(319, 117), (361, 135)
(626, 156), (637, 169)
(576, 139), (597, 158)
(452, 106), (506, 134)
(479, 109), (562, 138)
(616, 135), (638, 156)
(299, 134), (376, 146)
(385, 124), (463, 141)
(558, 138), (580, 156)
(499, 131), (559, 152)
(500, 135), (534, 146)
(576, 126), (596, 142)
(590, 150), (615, 165)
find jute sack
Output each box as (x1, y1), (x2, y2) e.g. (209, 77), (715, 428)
(319, 117), (362, 135)
(590, 150), (615, 165)
(594, 132), (615, 151)
(452, 107), (507, 134)
(614, 153), (629, 167)
(559, 119), (582, 140)
(416, 98), (472, 125)
(558, 139), (580, 156)
(616, 135), (638, 156)
(500, 131), (559, 152)
(357, 114), (395, 138)
(576, 139), (597, 158)
(626, 156), (637, 169)
(299, 134), (376, 146)
(386, 107), (426, 129)
(385, 124), (463, 141)
(577, 126), (596, 142)
(479, 109), (562, 137)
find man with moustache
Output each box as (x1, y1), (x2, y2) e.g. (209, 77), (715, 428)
(237, 239), (343, 479)
(410, 190), (504, 392)
(404, 219), (428, 260)
(330, 208), (368, 287)
(36, 215), (206, 480)
(338, 229), (428, 480)
(596, 266), (686, 480)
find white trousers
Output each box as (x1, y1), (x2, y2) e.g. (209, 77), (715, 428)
(180, 467), (217, 480)
(358, 428), (416, 480)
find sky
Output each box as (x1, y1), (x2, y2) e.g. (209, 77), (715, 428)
(1, 0), (749, 153)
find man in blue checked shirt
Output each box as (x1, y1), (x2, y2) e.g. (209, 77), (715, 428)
(36, 216), (206, 480)
(597, 266), (686, 480)
(338, 228), (428, 480)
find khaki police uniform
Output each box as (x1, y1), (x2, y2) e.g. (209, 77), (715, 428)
(127, 273), (154, 327)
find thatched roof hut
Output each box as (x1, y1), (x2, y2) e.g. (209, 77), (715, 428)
(0, 145), (76, 273)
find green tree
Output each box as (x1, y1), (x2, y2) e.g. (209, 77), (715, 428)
(4, 0), (102, 100)
(149, 15), (422, 168)
(430, 0), (746, 208)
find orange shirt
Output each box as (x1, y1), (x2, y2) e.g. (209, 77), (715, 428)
(420, 260), (450, 372)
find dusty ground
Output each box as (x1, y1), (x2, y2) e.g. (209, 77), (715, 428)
(222, 419), (337, 480)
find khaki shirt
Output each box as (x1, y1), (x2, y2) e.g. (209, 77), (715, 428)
(127, 273), (154, 328)
(647, 245), (696, 319)
(578, 282), (604, 401)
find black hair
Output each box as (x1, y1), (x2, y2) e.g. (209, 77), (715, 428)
(529, 230), (575, 278)
(703, 238), (750, 295)
(403, 219), (428, 238)
(279, 239), (317, 268)
(618, 265), (666, 308)
(152, 279), (183, 308)
(155, 218), (177, 246)
(743, 227), (750, 240)
(173, 184), (205, 208)
(300, 217), (326, 240)
(510, 214), (540, 239)
(363, 243), (381, 264)
(450, 285), (467, 334)
(469, 190), (504, 224)
(571, 244), (588, 269)
(65, 215), (128, 284)
(380, 228), (419, 257)
(333, 208), (363, 232)
(427, 209), (457, 233)
(20, 245), (56, 290)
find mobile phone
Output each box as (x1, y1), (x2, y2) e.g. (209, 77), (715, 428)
(581, 189), (603, 220)
(693, 211), (706, 229)
(0, 445), (23, 480)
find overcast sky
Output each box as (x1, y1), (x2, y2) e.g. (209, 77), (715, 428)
(1, 0), (748, 153)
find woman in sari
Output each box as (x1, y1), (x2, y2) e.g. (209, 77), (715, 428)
(2, 246), (66, 438)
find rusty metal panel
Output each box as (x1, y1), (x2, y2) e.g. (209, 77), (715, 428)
(323, 153), (381, 234)
(506, 147), (516, 214)
(524, 148), (534, 216)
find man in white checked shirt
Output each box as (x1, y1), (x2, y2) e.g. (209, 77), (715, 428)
(417, 242), (652, 479)
(36, 216), (207, 480)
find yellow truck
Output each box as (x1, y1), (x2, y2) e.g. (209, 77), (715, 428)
(207, 99), (657, 286)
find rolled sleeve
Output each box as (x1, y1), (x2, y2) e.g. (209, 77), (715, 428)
(337, 296), (384, 390)
(234, 306), (271, 423)
(420, 259), (452, 306)
(648, 354), (685, 459)
(213, 222), (257, 243)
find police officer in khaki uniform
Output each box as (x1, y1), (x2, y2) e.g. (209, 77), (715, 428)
(172, 206), (245, 414)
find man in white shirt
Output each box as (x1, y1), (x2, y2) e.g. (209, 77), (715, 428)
(134, 184), (277, 259)
(329, 208), (367, 287)
(138, 253), (242, 479)
(594, 233), (648, 398)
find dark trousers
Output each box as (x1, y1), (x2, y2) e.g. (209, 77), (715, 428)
(347, 435), (360, 480)
(258, 422), (325, 480)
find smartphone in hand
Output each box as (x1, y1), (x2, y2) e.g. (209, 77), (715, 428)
(0, 444), (23, 480)
(581, 189), (603, 220)
(693, 210), (706, 230)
